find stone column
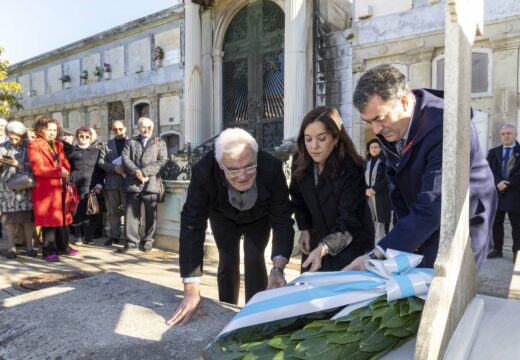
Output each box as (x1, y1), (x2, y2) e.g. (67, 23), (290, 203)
(415, 1), (483, 359)
(184, 1), (203, 147)
(201, 8), (214, 140)
(283, 0), (310, 142)
(122, 99), (133, 136)
(212, 50), (224, 136)
(150, 95), (160, 137)
(79, 106), (88, 128)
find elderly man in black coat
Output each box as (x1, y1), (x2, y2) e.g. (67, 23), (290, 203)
(167, 128), (294, 326)
(487, 125), (520, 262)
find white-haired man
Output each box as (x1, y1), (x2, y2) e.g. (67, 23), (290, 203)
(167, 128), (294, 326)
(119, 117), (167, 253)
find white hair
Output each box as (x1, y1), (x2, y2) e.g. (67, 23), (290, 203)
(138, 117), (154, 127)
(214, 128), (258, 163)
(501, 124), (516, 132)
(6, 120), (27, 136)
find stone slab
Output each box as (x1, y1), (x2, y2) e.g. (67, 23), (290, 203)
(0, 272), (238, 360)
(468, 295), (520, 360)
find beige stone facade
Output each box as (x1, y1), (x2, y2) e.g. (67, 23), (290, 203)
(351, 0), (520, 152)
(7, 7), (184, 157)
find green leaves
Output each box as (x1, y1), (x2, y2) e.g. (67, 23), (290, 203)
(202, 296), (425, 360)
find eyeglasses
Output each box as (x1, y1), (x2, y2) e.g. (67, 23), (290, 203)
(78, 135), (91, 139)
(223, 164), (257, 179)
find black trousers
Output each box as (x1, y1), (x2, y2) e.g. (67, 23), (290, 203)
(492, 209), (520, 254)
(42, 226), (70, 256)
(209, 216), (271, 305)
(125, 192), (157, 247)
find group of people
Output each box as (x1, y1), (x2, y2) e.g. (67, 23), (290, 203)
(167, 64), (498, 326)
(0, 115), (166, 261)
(1, 64), (504, 329)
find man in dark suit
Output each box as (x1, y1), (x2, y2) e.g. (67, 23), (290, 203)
(167, 128), (294, 326)
(98, 120), (128, 246)
(345, 64), (497, 271)
(486, 125), (520, 261)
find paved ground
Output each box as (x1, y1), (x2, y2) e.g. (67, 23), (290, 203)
(0, 227), (518, 359)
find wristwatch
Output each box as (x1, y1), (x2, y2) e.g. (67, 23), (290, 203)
(271, 266), (284, 275)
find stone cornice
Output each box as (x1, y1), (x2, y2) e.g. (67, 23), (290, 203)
(12, 82), (183, 118)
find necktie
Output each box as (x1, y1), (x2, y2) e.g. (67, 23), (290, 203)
(398, 138), (406, 156)
(503, 147), (512, 179)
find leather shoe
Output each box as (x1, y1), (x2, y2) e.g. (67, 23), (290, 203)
(487, 249), (503, 258)
(117, 244), (139, 254)
(104, 238), (119, 247)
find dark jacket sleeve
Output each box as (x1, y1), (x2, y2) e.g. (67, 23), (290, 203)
(179, 165), (211, 278)
(289, 177), (312, 231)
(267, 161), (295, 260)
(371, 161), (388, 193)
(98, 142), (117, 174)
(122, 140), (140, 175)
(323, 163), (369, 253)
(378, 133), (443, 253)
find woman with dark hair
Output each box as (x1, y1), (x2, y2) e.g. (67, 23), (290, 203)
(365, 139), (392, 243)
(68, 127), (104, 245)
(290, 106), (374, 272)
(0, 121), (36, 259)
(28, 116), (78, 262)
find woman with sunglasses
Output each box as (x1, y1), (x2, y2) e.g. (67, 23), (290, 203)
(68, 127), (104, 245)
(290, 106), (374, 272)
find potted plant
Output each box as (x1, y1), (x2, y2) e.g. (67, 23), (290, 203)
(60, 75), (71, 89)
(103, 63), (111, 80)
(93, 66), (102, 81)
(80, 70), (88, 84)
(153, 46), (164, 68)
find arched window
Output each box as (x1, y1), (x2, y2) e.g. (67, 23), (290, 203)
(133, 100), (151, 127)
(432, 48), (492, 97)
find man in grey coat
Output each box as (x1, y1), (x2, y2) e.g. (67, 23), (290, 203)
(98, 120), (128, 246)
(118, 117), (167, 253)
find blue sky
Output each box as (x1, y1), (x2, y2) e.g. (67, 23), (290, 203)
(0, 0), (179, 65)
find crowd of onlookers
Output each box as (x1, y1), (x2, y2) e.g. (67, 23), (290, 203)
(0, 115), (166, 262)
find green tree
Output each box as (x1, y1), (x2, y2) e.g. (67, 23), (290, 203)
(0, 47), (23, 115)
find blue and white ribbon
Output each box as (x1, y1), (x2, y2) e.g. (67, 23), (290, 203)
(215, 249), (433, 339)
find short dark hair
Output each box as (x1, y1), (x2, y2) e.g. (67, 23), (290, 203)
(292, 106), (363, 180)
(33, 115), (60, 136)
(353, 64), (411, 113)
(365, 138), (384, 160)
(76, 127), (92, 138)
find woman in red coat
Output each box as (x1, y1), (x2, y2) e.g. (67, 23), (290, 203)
(28, 116), (78, 262)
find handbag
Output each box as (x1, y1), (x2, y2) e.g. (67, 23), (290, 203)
(5, 146), (35, 192)
(86, 191), (101, 215)
(7, 173), (35, 191)
(158, 177), (165, 203)
(154, 137), (166, 203)
(63, 181), (80, 214)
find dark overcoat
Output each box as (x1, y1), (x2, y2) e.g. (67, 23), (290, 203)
(377, 89), (497, 269)
(290, 158), (374, 271)
(365, 157), (392, 223)
(68, 145), (104, 223)
(179, 150), (295, 278)
(486, 142), (520, 213)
